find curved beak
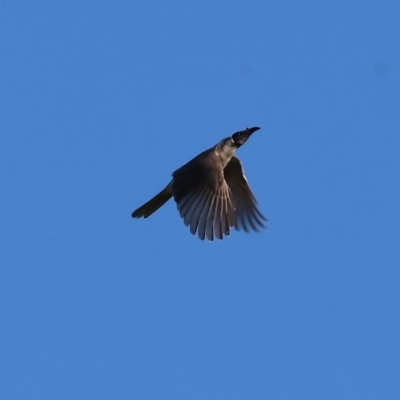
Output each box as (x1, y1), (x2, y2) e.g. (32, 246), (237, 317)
(246, 126), (260, 135)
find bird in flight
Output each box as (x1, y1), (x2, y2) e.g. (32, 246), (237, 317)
(132, 127), (266, 241)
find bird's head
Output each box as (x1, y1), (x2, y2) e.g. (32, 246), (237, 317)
(232, 127), (260, 148)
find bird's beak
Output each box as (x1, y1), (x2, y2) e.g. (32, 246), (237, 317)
(246, 126), (260, 135)
(232, 126), (260, 146)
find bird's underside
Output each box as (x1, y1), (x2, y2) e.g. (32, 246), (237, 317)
(131, 127), (267, 241)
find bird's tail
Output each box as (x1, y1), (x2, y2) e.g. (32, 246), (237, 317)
(131, 181), (173, 218)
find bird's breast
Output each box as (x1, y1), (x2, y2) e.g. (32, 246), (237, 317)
(216, 147), (236, 169)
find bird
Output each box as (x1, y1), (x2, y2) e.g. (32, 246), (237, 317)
(131, 127), (267, 241)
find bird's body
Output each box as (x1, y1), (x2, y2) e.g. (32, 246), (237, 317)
(132, 127), (266, 241)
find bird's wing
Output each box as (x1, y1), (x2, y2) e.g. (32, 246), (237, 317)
(172, 152), (236, 241)
(224, 156), (267, 232)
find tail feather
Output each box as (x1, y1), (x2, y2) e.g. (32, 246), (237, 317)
(132, 181), (173, 218)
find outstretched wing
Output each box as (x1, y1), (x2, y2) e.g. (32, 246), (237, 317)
(224, 156), (267, 232)
(172, 151), (236, 241)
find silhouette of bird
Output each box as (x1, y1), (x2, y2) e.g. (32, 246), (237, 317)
(132, 127), (266, 240)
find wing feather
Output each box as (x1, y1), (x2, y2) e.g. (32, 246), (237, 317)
(172, 151), (236, 240)
(224, 156), (267, 233)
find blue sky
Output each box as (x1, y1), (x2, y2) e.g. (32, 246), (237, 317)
(1, 1), (400, 398)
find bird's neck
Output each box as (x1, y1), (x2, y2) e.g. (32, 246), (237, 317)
(215, 142), (237, 168)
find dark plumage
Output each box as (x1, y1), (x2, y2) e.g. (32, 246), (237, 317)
(132, 127), (266, 240)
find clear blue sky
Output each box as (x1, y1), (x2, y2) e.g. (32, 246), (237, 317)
(1, 1), (400, 399)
